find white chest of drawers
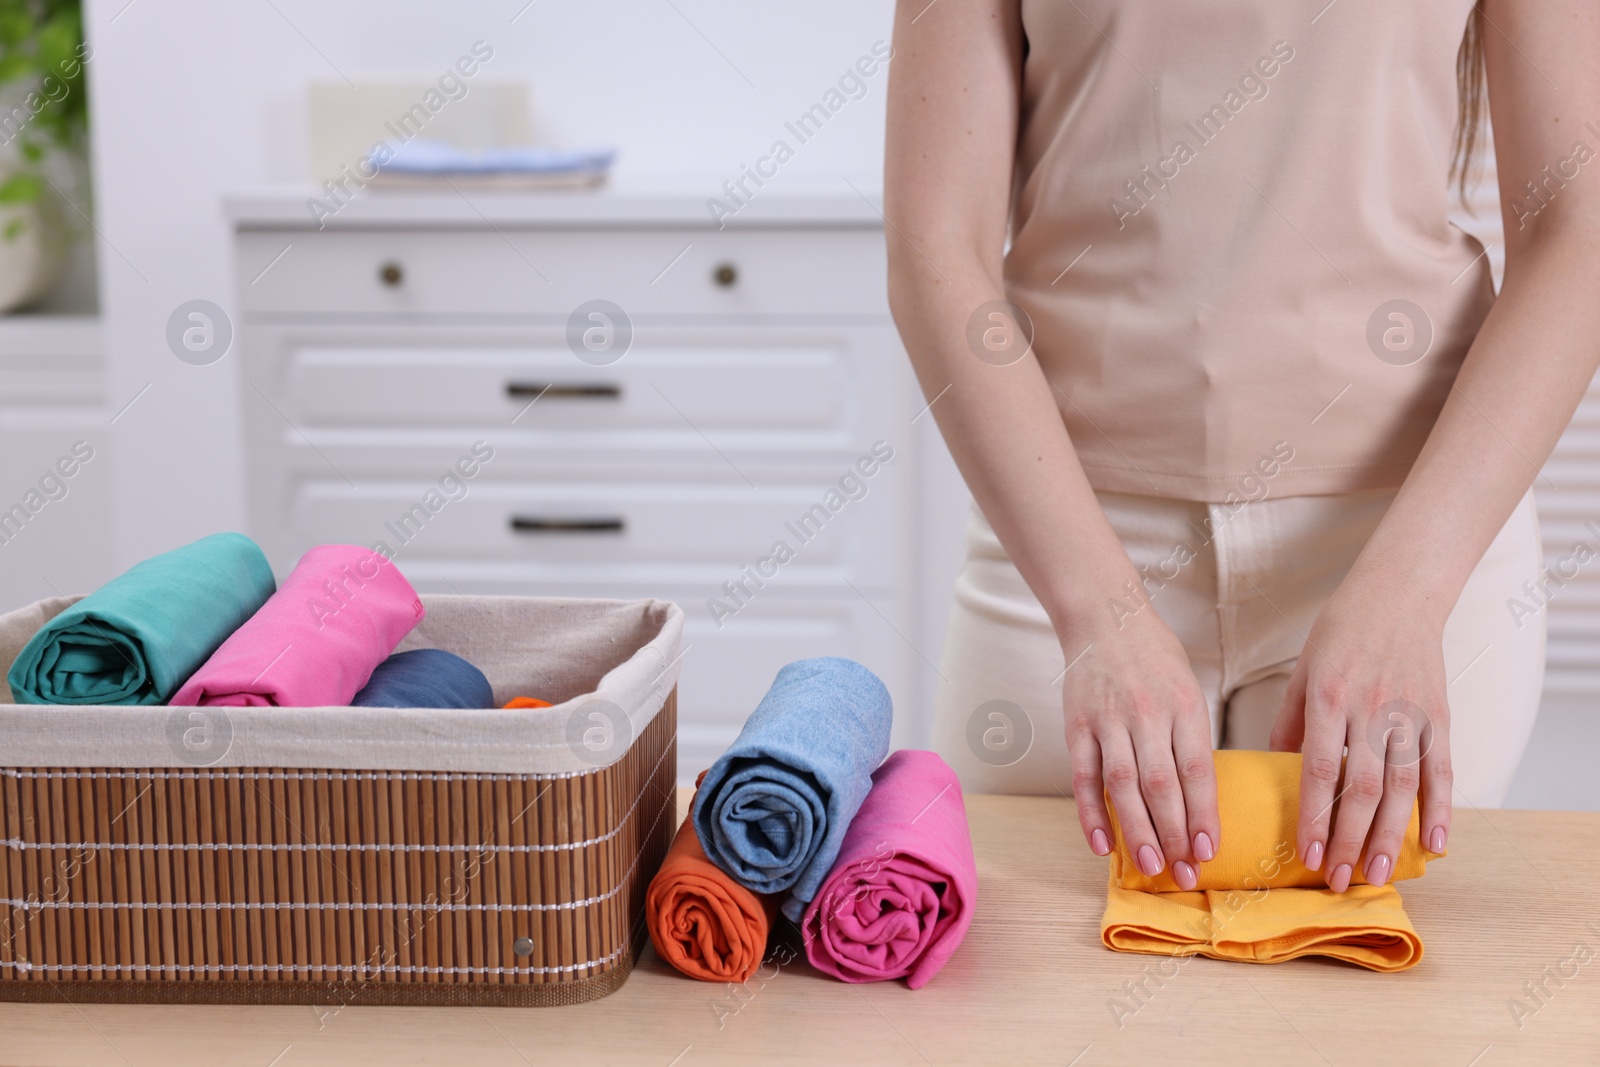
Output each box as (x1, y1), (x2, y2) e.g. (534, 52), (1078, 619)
(226, 188), (968, 780)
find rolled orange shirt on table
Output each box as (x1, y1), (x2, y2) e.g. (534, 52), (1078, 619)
(648, 771), (779, 982)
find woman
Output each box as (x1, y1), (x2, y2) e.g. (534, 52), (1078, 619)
(886, 1), (1597, 893)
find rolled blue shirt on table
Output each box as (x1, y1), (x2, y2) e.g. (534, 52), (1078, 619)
(692, 656), (893, 923)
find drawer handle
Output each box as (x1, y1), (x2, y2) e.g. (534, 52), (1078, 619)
(712, 262), (738, 288)
(379, 261), (404, 287)
(510, 516), (626, 534)
(505, 381), (621, 400)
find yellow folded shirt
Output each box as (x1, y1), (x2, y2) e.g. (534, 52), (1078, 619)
(1101, 750), (1441, 973)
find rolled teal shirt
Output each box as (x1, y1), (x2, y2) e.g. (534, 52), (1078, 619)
(7, 532), (276, 705)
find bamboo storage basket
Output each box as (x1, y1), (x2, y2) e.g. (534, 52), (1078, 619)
(0, 593), (682, 1007)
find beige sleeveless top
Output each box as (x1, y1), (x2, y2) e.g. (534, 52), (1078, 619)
(1006, 0), (1493, 501)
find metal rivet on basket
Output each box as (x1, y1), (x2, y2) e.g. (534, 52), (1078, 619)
(513, 937), (535, 958)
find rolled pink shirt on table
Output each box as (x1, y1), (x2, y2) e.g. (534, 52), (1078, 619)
(170, 545), (425, 707)
(801, 749), (977, 989)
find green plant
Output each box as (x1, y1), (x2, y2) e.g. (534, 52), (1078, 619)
(0, 0), (89, 238)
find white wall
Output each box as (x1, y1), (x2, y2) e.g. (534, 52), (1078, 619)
(82, 0), (896, 568)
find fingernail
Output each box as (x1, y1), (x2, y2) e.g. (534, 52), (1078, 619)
(1136, 844), (1164, 877)
(1090, 828), (1111, 856)
(1304, 840), (1324, 872)
(1329, 863), (1352, 893)
(1366, 853), (1392, 888)
(1427, 826), (1447, 854)
(1173, 860), (1197, 890)
(1194, 832), (1215, 862)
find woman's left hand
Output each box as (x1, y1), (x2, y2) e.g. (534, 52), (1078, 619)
(1267, 576), (1452, 891)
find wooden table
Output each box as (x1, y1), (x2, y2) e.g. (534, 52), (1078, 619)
(3, 790), (1597, 1066)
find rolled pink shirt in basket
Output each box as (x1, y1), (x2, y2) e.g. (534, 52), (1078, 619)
(801, 749), (977, 989)
(170, 545), (425, 707)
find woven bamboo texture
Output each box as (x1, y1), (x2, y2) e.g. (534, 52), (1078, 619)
(0, 691), (676, 1007)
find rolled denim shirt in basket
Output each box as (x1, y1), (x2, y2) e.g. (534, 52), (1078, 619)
(350, 648), (494, 709)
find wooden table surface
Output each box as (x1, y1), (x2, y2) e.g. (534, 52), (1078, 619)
(3, 789), (1597, 1066)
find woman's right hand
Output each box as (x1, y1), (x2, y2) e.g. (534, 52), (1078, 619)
(1063, 601), (1219, 891)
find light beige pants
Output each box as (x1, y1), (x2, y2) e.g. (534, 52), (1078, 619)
(931, 486), (1546, 807)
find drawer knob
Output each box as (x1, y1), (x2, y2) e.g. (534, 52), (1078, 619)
(712, 262), (738, 288)
(379, 262), (404, 287)
(510, 516), (626, 534)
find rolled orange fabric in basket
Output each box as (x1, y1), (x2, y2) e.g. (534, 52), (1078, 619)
(502, 696), (552, 708)
(648, 771), (779, 982)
